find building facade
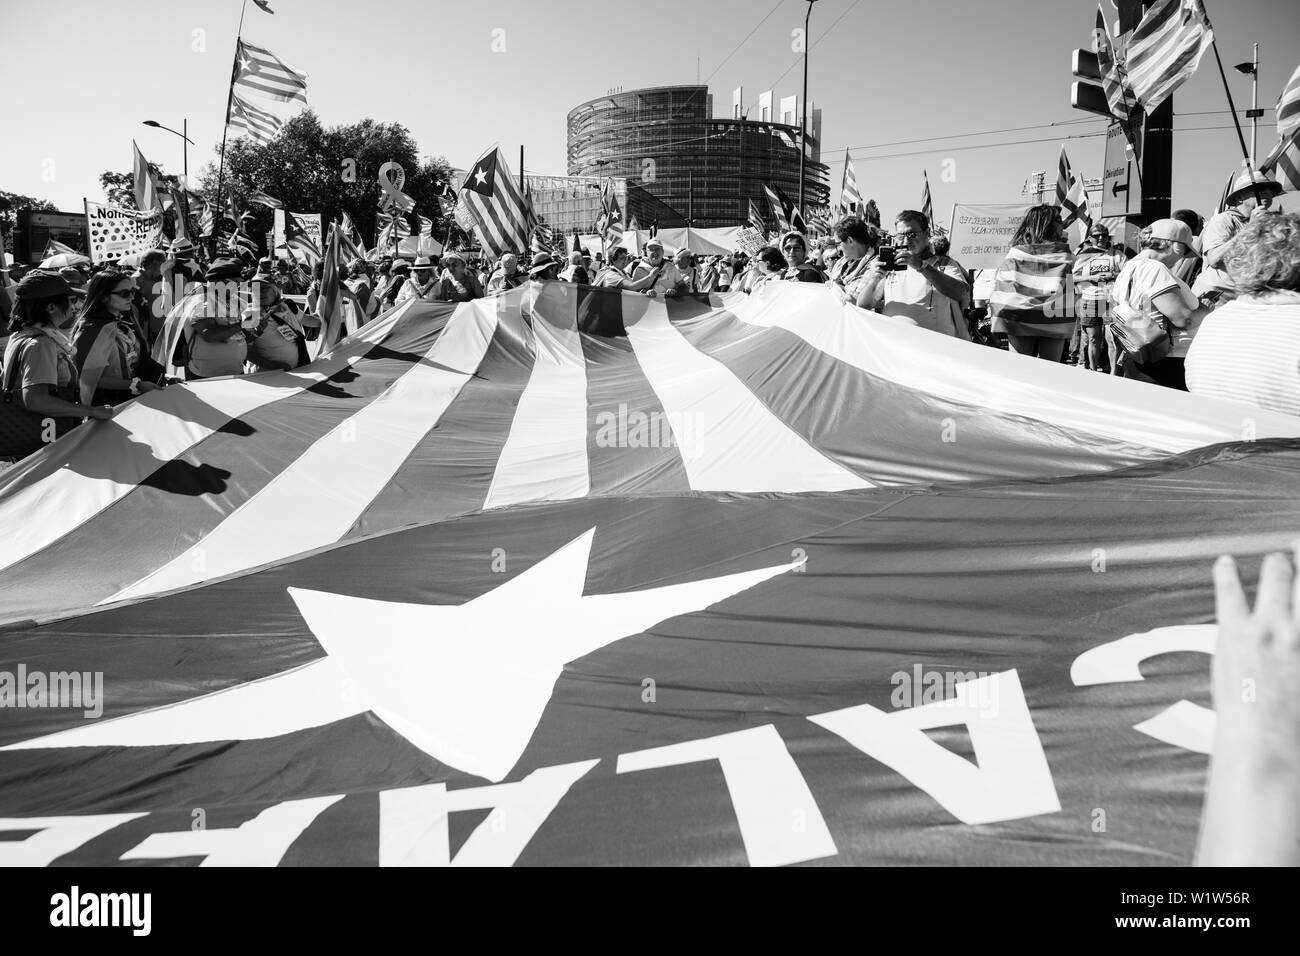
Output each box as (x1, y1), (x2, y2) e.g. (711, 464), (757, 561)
(566, 85), (828, 231)
(523, 175), (684, 244)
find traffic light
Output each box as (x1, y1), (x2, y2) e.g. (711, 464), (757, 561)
(1070, 48), (1111, 118)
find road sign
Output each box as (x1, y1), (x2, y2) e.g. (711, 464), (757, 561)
(1101, 121), (1142, 218)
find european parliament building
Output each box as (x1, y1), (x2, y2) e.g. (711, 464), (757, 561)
(550, 84), (829, 233)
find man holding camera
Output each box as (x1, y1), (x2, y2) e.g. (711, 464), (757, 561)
(857, 210), (970, 339)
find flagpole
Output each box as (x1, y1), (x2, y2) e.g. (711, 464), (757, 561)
(1202, 6), (1252, 166)
(213, 0), (248, 256)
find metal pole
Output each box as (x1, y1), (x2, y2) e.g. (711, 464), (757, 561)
(797, 0), (813, 219)
(1207, 27), (1252, 165)
(183, 118), (188, 181)
(213, 3), (248, 253)
(1250, 43), (1259, 166)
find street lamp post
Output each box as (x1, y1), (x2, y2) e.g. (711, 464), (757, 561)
(143, 118), (196, 242)
(1233, 45), (1262, 167)
(797, 0), (820, 221)
(142, 119), (193, 182)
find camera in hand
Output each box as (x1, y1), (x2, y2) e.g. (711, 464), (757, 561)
(876, 235), (911, 271)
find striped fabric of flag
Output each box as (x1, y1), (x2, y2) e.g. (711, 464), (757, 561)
(233, 39), (309, 104)
(339, 210), (366, 260)
(8, 277), (1300, 867)
(1095, 5), (1137, 125)
(921, 171), (934, 227)
(198, 200), (215, 238)
(246, 190), (283, 210)
(132, 141), (161, 214)
(840, 149), (861, 214)
(532, 221), (554, 254)
(763, 184), (790, 232)
(604, 190), (624, 247)
(460, 146), (529, 258)
(1260, 128), (1300, 193)
(1260, 62), (1300, 193)
(229, 93), (284, 145)
(376, 211), (410, 251)
(1055, 146), (1090, 230)
(747, 198), (765, 235)
(989, 242), (1076, 337)
(1123, 0), (1213, 114)
(1277, 62), (1300, 140)
(316, 223), (366, 348)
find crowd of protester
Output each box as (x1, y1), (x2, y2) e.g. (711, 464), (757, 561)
(2, 167), (1297, 464)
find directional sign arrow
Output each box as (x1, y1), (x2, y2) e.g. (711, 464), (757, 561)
(1111, 181), (1129, 197)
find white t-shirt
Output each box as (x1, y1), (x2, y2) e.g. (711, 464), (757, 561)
(1185, 291), (1300, 416)
(879, 255), (970, 338)
(1112, 257), (1199, 357)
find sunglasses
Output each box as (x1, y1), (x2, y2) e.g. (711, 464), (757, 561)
(110, 289), (134, 298)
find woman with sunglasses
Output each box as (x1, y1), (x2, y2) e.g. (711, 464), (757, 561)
(72, 269), (168, 406)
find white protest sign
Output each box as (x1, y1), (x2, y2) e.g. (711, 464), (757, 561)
(84, 202), (162, 264)
(734, 226), (765, 256)
(947, 204), (1031, 270)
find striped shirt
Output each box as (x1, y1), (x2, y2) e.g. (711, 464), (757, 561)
(1185, 292), (1300, 416)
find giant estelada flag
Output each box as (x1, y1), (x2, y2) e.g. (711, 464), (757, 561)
(2, 282), (1300, 866)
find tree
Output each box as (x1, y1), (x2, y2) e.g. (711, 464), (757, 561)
(194, 110), (459, 250)
(0, 191), (58, 255)
(99, 171), (137, 209)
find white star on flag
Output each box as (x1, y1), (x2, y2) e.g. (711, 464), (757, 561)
(2, 530), (795, 782)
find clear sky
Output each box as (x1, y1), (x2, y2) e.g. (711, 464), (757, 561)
(2, 0), (1297, 224)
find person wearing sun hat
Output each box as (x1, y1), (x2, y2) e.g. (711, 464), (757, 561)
(395, 256), (440, 305)
(2, 270), (115, 459)
(527, 251), (561, 281)
(1195, 168), (1284, 303)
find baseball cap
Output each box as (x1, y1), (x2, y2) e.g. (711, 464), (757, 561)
(1146, 219), (1194, 248)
